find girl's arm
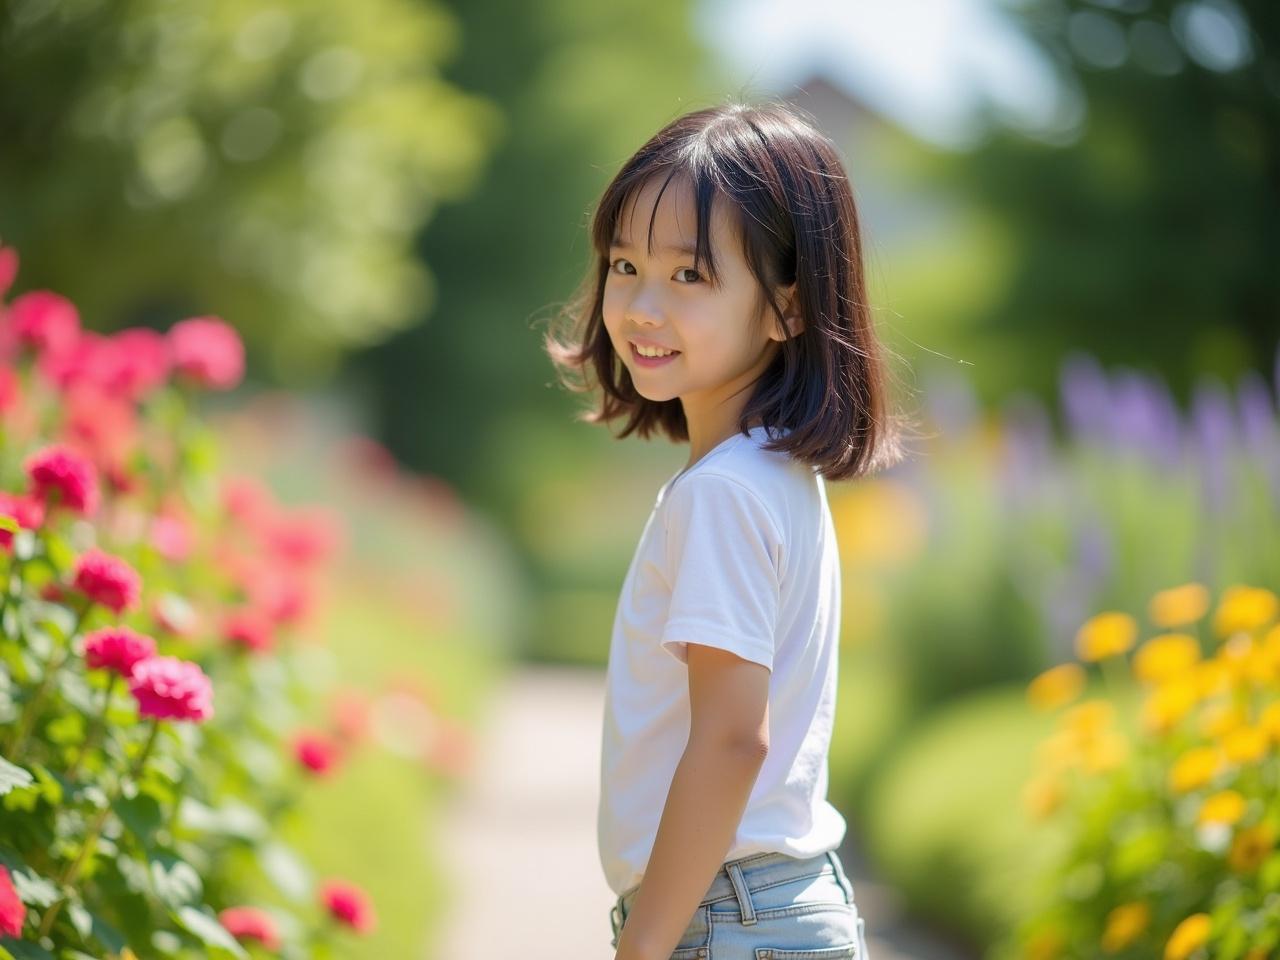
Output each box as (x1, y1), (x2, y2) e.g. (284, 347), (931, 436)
(613, 643), (771, 960)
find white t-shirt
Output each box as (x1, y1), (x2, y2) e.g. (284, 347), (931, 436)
(597, 423), (847, 897)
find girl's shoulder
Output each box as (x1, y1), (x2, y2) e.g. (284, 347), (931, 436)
(659, 425), (821, 534)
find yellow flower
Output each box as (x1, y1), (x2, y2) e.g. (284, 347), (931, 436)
(1164, 913), (1211, 960)
(1022, 773), (1064, 821)
(1035, 728), (1082, 772)
(1027, 663), (1086, 711)
(1260, 701), (1280, 747)
(1133, 633), (1201, 685)
(1140, 679), (1199, 736)
(1076, 612), (1139, 661)
(1192, 658), (1233, 699)
(1149, 583), (1210, 628)
(1252, 624), (1280, 684)
(1200, 700), (1248, 739)
(829, 481), (927, 566)
(1169, 746), (1221, 793)
(1063, 698), (1115, 737)
(1221, 725), (1268, 765)
(1228, 823), (1275, 873)
(1212, 585), (1279, 637)
(1080, 730), (1129, 774)
(1220, 633), (1257, 685)
(1197, 789), (1246, 826)
(1102, 901), (1151, 952)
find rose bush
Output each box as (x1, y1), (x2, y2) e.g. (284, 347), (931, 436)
(0, 241), (378, 958)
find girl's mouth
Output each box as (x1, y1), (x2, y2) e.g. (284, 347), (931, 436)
(631, 343), (681, 368)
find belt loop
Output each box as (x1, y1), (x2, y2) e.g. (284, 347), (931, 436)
(725, 859), (758, 926)
(825, 850), (855, 906)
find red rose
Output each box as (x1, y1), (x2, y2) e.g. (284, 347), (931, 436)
(25, 443), (100, 515)
(71, 548), (142, 614)
(0, 245), (18, 299)
(0, 863), (26, 938)
(168, 316), (244, 390)
(218, 906), (281, 952)
(319, 879), (375, 934)
(7, 290), (80, 356)
(291, 729), (342, 776)
(0, 491), (45, 550)
(97, 328), (170, 400)
(83, 626), (156, 678)
(128, 655), (213, 723)
(222, 609), (275, 655)
(0, 366), (19, 414)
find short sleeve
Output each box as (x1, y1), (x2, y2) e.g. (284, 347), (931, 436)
(659, 473), (783, 671)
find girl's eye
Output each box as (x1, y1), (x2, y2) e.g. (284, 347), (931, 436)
(608, 258), (703, 284)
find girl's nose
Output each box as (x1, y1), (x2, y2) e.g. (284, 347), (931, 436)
(626, 289), (664, 326)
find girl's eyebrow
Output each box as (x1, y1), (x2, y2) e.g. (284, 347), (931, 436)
(610, 236), (699, 257)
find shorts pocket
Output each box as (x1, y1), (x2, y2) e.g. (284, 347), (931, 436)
(753, 944), (857, 959)
(617, 905), (709, 958)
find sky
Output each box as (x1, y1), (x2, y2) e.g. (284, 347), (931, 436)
(697, 0), (1071, 149)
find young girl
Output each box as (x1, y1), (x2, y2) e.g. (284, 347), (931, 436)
(545, 99), (910, 960)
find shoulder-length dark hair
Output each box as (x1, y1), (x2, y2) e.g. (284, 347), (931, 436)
(543, 97), (917, 482)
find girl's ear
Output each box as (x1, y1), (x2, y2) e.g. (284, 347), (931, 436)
(772, 283), (804, 340)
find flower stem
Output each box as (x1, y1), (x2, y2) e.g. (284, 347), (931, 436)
(65, 673), (118, 783)
(4, 597), (92, 757)
(38, 717), (162, 939)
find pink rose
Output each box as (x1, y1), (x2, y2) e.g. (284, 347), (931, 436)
(0, 245), (18, 299)
(6, 290), (80, 356)
(72, 548), (142, 614)
(319, 879), (376, 934)
(83, 626), (156, 678)
(128, 655), (214, 722)
(0, 491), (45, 550)
(291, 729), (342, 776)
(218, 906), (282, 952)
(35, 330), (104, 392)
(149, 512), (193, 563)
(25, 443), (100, 515)
(265, 507), (344, 568)
(0, 863), (25, 938)
(222, 609), (275, 655)
(97, 327), (170, 400)
(0, 366), (18, 414)
(168, 316), (244, 390)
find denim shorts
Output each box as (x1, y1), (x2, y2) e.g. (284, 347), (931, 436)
(608, 849), (869, 959)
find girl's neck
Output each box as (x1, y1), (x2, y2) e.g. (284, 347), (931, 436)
(682, 416), (763, 472)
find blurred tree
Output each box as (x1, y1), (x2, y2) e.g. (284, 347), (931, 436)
(341, 0), (732, 516)
(0, 0), (502, 381)
(951, 0), (1279, 403)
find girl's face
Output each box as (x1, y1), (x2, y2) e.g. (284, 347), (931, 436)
(602, 175), (793, 414)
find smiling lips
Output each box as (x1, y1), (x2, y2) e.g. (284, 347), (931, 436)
(630, 342), (680, 367)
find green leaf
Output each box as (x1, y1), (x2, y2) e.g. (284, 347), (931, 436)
(43, 534), (75, 575)
(114, 792), (163, 846)
(8, 865), (59, 908)
(258, 840), (312, 902)
(30, 765), (62, 806)
(150, 852), (203, 909)
(43, 711), (85, 747)
(85, 908), (128, 954)
(0, 756), (33, 796)
(0, 940), (53, 959)
(0, 516), (18, 535)
(67, 900), (93, 941)
(172, 905), (248, 958)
